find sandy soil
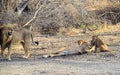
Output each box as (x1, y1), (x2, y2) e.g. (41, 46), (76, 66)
(0, 25), (120, 75)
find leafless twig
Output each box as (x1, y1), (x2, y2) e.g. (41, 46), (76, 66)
(23, 1), (43, 27)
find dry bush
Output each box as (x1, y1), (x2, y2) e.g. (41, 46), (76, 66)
(0, 0), (120, 35)
(94, 4), (120, 24)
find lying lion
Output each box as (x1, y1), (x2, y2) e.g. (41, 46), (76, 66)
(43, 40), (91, 58)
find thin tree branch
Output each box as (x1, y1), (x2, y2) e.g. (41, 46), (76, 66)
(17, 0), (29, 16)
(23, 1), (43, 27)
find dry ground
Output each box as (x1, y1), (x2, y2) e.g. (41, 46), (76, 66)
(0, 25), (120, 75)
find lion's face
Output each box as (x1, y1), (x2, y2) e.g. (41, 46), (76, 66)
(1, 27), (14, 40)
(77, 40), (86, 45)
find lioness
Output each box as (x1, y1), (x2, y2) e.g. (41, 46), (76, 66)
(76, 40), (91, 53)
(43, 40), (90, 58)
(89, 35), (109, 52)
(0, 26), (38, 60)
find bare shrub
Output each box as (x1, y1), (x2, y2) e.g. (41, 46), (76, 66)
(0, 0), (120, 35)
(94, 5), (120, 24)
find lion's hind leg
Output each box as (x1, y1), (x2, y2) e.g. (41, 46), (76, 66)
(43, 47), (67, 58)
(101, 44), (109, 52)
(21, 42), (30, 59)
(42, 50), (66, 58)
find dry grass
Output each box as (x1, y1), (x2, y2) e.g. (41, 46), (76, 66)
(95, 24), (120, 34)
(86, 0), (110, 10)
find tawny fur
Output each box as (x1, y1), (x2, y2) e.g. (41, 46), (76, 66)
(90, 35), (109, 52)
(43, 40), (91, 58)
(0, 27), (38, 60)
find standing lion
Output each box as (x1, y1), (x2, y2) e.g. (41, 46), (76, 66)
(0, 26), (38, 60)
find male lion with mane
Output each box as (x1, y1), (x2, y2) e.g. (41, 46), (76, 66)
(0, 25), (38, 60)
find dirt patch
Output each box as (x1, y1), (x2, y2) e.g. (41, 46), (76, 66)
(0, 25), (120, 75)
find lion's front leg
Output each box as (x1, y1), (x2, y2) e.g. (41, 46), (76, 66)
(1, 48), (6, 59)
(1, 44), (6, 59)
(87, 46), (95, 52)
(7, 44), (12, 60)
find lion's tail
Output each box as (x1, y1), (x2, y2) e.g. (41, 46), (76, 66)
(31, 34), (39, 46)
